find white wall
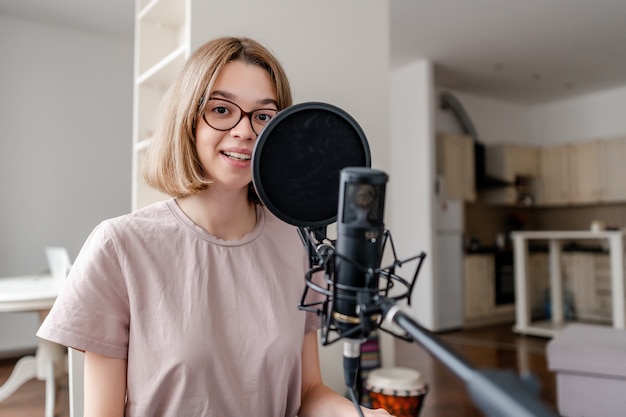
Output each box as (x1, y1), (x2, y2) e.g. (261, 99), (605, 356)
(389, 61), (437, 333)
(434, 85), (626, 146)
(436, 90), (532, 144)
(530, 85), (626, 144)
(0, 15), (133, 354)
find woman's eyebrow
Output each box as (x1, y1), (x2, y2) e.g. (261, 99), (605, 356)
(209, 90), (234, 100)
(210, 90), (278, 108)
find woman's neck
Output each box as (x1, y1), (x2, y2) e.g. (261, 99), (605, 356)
(176, 188), (257, 240)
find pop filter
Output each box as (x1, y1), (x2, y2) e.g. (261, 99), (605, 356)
(252, 102), (371, 228)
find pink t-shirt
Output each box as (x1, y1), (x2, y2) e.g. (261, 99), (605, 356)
(37, 199), (320, 417)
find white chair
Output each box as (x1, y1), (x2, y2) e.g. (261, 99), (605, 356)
(45, 246), (71, 282)
(68, 348), (85, 417)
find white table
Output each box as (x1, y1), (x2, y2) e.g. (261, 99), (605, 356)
(0, 274), (65, 417)
(512, 230), (625, 337)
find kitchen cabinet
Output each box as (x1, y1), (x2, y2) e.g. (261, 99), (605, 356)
(464, 254), (493, 320)
(563, 252), (625, 322)
(537, 144), (572, 206)
(562, 253), (599, 319)
(536, 136), (626, 207)
(463, 254), (514, 326)
(570, 140), (603, 204)
(601, 135), (626, 202)
(436, 133), (475, 202)
(482, 143), (540, 205)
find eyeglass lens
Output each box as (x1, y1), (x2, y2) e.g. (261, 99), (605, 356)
(203, 98), (278, 135)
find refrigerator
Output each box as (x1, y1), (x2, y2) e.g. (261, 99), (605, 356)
(434, 197), (465, 331)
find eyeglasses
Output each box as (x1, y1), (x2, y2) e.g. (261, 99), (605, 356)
(201, 97), (278, 136)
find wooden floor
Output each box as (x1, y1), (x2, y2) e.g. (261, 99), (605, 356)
(0, 323), (557, 416)
(397, 323), (557, 416)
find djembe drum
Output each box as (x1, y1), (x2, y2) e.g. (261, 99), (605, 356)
(365, 367), (428, 417)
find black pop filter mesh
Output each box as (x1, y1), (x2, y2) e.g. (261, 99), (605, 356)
(252, 102), (371, 228)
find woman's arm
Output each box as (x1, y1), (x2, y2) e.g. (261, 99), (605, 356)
(299, 331), (392, 417)
(83, 351), (127, 417)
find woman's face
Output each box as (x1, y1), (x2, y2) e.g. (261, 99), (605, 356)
(194, 60), (277, 195)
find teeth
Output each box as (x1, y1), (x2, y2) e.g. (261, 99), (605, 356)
(223, 151), (251, 160)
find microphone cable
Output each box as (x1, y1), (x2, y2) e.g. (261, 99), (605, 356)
(347, 370), (365, 417)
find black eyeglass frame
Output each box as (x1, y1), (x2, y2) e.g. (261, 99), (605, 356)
(200, 97), (279, 136)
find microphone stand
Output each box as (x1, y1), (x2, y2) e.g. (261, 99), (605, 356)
(298, 227), (558, 416)
(379, 300), (560, 417)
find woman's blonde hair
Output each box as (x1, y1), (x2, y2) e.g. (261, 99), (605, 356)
(142, 37), (293, 198)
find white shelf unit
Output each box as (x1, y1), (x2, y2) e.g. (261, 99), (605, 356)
(132, 0), (189, 210)
(512, 230), (626, 338)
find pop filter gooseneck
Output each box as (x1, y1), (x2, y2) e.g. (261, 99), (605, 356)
(252, 102), (371, 228)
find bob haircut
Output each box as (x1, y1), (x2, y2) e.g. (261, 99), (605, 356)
(142, 37), (293, 199)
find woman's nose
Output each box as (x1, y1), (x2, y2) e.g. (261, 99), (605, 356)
(230, 114), (256, 140)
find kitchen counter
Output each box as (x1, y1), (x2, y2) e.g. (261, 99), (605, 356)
(511, 230), (625, 337)
(465, 243), (608, 255)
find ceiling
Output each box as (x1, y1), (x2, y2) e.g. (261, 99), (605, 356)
(1, 0), (625, 105)
(391, 1), (626, 104)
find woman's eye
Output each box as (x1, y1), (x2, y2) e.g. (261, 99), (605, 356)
(212, 106), (230, 116)
(254, 111), (277, 123)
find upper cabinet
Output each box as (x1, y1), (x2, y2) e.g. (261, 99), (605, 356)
(486, 144), (540, 180)
(536, 144), (572, 206)
(569, 140), (603, 204)
(535, 136), (626, 206)
(470, 140), (626, 207)
(482, 144), (540, 205)
(601, 136), (626, 203)
(436, 133), (476, 202)
(132, 0), (190, 210)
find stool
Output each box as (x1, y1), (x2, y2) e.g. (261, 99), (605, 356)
(546, 323), (626, 417)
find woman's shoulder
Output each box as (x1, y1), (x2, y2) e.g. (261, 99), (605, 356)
(98, 199), (176, 237)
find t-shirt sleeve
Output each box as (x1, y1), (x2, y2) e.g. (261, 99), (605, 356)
(37, 221), (130, 359)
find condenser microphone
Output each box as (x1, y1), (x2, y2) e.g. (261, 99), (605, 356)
(334, 167), (388, 389)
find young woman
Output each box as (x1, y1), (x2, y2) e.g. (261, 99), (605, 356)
(37, 37), (392, 417)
